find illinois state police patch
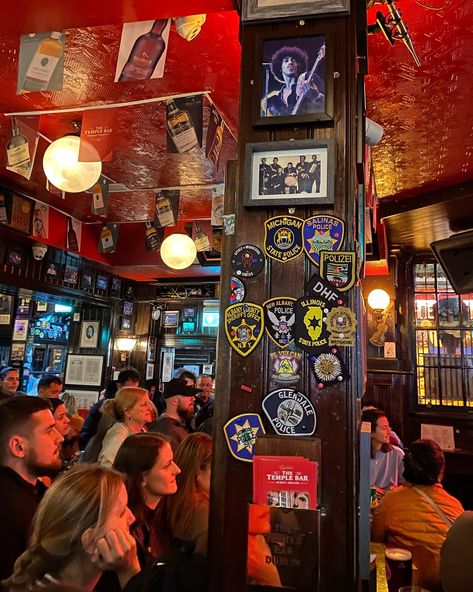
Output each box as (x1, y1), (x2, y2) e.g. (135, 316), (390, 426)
(264, 215), (304, 263)
(262, 388), (316, 436)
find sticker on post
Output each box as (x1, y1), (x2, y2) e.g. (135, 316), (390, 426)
(223, 413), (265, 462)
(230, 276), (245, 304)
(225, 302), (264, 357)
(262, 388), (316, 436)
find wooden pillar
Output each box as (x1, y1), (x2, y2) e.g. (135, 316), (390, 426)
(209, 6), (362, 590)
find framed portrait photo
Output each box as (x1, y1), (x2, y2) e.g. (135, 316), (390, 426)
(254, 32), (333, 126)
(242, 0), (349, 21)
(244, 138), (334, 207)
(162, 310), (179, 328)
(79, 321), (100, 349)
(12, 319), (29, 341)
(120, 316), (132, 331)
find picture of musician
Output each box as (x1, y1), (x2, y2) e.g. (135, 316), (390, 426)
(296, 156), (312, 193)
(259, 157), (271, 193)
(261, 38), (326, 118)
(308, 154), (321, 193)
(257, 152), (325, 197)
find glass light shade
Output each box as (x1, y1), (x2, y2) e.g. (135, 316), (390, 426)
(43, 135), (102, 193)
(115, 337), (137, 352)
(160, 233), (197, 270)
(367, 289), (390, 312)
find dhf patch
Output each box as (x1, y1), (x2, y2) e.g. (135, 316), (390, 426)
(262, 388), (316, 436)
(320, 250), (356, 291)
(303, 215), (345, 266)
(230, 276), (245, 305)
(269, 349), (302, 384)
(225, 302), (264, 357)
(223, 413), (265, 462)
(294, 296), (330, 354)
(231, 244), (265, 278)
(326, 306), (357, 347)
(309, 347), (350, 389)
(263, 297), (296, 348)
(305, 273), (345, 306)
(264, 215), (304, 263)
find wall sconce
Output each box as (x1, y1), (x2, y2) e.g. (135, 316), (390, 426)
(367, 289), (391, 347)
(115, 336), (138, 363)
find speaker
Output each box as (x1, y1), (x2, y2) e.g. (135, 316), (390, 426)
(430, 230), (473, 294)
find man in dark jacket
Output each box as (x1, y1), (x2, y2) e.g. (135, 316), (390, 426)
(0, 396), (63, 583)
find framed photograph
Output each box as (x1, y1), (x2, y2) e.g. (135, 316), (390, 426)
(123, 301), (134, 316)
(147, 336), (157, 362)
(13, 319), (29, 341)
(16, 297), (31, 316)
(10, 342), (26, 362)
(254, 32), (333, 126)
(244, 139), (334, 207)
(183, 306), (196, 319)
(163, 310), (179, 328)
(7, 246), (26, 268)
(79, 321), (100, 349)
(110, 276), (122, 297)
(36, 301), (48, 312)
(45, 260), (63, 281)
(64, 265), (79, 286)
(242, 0), (349, 21)
(120, 316), (132, 331)
(81, 269), (94, 291)
(0, 294), (13, 325)
(65, 355), (104, 387)
(95, 274), (109, 292)
(146, 363), (155, 381)
(64, 389), (99, 410)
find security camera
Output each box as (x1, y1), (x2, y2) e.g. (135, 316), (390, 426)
(32, 242), (48, 261)
(365, 117), (384, 146)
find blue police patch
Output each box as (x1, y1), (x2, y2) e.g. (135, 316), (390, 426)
(262, 388), (316, 436)
(230, 276), (246, 304)
(223, 413), (265, 462)
(302, 215), (345, 266)
(264, 215), (304, 263)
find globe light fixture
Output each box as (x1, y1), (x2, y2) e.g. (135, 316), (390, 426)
(160, 232), (197, 270)
(43, 135), (102, 193)
(367, 289), (390, 315)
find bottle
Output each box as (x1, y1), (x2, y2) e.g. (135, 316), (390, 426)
(119, 20), (167, 81)
(207, 123), (223, 167)
(145, 221), (161, 252)
(92, 182), (106, 216)
(166, 99), (198, 153)
(6, 117), (30, 167)
(67, 219), (79, 251)
(22, 32), (63, 93)
(155, 191), (175, 227)
(100, 226), (114, 252)
(193, 222), (211, 252)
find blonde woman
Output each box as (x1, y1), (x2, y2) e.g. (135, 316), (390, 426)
(98, 387), (152, 467)
(3, 464), (139, 591)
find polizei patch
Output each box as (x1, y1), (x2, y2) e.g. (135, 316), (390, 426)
(320, 250), (356, 291)
(302, 215), (345, 266)
(263, 297), (296, 348)
(262, 388), (316, 436)
(225, 302), (264, 357)
(264, 215), (304, 263)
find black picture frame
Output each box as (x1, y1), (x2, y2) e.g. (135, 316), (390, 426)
(120, 315), (132, 331)
(242, 0), (349, 21)
(44, 260), (64, 281)
(123, 300), (134, 316)
(7, 246), (25, 268)
(253, 31), (334, 127)
(244, 138), (334, 207)
(95, 274), (109, 293)
(110, 276), (122, 298)
(81, 269), (95, 291)
(64, 265), (79, 286)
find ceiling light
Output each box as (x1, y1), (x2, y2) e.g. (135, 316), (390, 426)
(160, 232), (197, 270)
(367, 289), (390, 314)
(43, 135), (102, 193)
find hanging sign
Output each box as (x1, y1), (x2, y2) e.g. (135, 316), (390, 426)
(225, 302), (264, 357)
(67, 217), (82, 252)
(79, 109), (115, 162)
(154, 190), (179, 228)
(32, 201), (49, 239)
(145, 221), (163, 252)
(10, 194), (33, 233)
(98, 223), (119, 253)
(262, 388), (316, 436)
(91, 176), (110, 217)
(264, 215), (304, 263)
(320, 250), (357, 291)
(166, 95), (203, 154)
(6, 116), (40, 180)
(302, 215), (345, 266)
(263, 297), (296, 348)
(223, 413), (265, 463)
(211, 191), (224, 227)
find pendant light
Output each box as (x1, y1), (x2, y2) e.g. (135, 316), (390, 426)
(160, 210), (197, 270)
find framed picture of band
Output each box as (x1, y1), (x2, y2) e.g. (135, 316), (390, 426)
(244, 138), (334, 207)
(253, 31), (334, 126)
(242, 0), (349, 21)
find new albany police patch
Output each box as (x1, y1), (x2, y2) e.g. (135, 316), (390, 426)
(263, 297), (296, 348)
(223, 413), (265, 462)
(262, 388), (316, 436)
(302, 215), (344, 266)
(320, 250), (356, 291)
(225, 302), (264, 357)
(264, 215), (303, 263)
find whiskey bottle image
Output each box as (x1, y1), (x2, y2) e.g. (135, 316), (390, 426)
(100, 226), (114, 252)
(166, 99), (199, 153)
(155, 191), (175, 227)
(207, 122), (223, 167)
(6, 116), (30, 167)
(92, 182), (106, 216)
(119, 20), (167, 81)
(193, 222), (211, 252)
(67, 218), (79, 251)
(22, 32), (63, 93)
(145, 221), (161, 252)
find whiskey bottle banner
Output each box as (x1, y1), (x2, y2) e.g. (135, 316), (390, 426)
(32, 201), (49, 240)
(154, 189), (180, 228)
(98, 223), (119, 253)
(79, 108), (116, 162)
(166, 95), (203, 154)
(206, 104), (224, 170)
(17, 31), (65, 94)
(90, 176), (110, 217)
(6, 115), (40, 180)
(67, 217), (82, 252)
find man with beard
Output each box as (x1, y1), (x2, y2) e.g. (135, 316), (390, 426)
(148, 378), (199, 451)
(0, 396), (63, 582)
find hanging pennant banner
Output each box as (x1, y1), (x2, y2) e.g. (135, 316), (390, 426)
(192, 220), (212, 252)
(17, 31), (65, 94)
(154, 190), (180, 228)
(115, 20), (170, 82)
(46, 179), (65, 199)
(79, 109), (115, 162)
(98, 223), (119, 253)
(10, 194), (33, 233)
(6, 116), (40, 180)
(144, 221), (164, 252)
(32, 201), (49, 239)
(166, 95), (203, 154)
(90, 177), (110, 217)
(211, 190), (224, 226)
(205, 103), (224, 169)
(67, 217), (82, 252)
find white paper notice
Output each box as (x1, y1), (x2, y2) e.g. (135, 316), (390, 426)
(420, 424), (455, 451)
(65, 355), (103, 386)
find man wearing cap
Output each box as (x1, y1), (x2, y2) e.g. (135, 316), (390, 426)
(147, 378), (199, 451)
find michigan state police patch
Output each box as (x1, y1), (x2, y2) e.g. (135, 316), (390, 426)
(225, 302), (264, 357)
(223, 413), (265, 462)
(264, 215), (303, 263)
(303, 215), (345, 266)
(262, 388), (316, 436)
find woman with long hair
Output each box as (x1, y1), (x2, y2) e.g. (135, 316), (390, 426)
(97, 388), (152, 467)
(3, 464), (139, 591)
(0, 367), (21, 401)
(113, 433), (180, 566)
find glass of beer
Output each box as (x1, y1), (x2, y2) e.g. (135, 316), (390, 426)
(384, 548), (412, 592)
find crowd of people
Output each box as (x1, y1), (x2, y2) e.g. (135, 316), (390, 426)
(0, 365), (215, 591)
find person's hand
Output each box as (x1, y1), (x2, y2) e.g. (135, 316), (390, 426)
(86, 528), (139, 573)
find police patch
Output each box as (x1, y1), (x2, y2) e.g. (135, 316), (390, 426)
(320, 250), (356, 291)
(225, 302), (264, 357)
(223, 413), (265, 462)
(294, 296), (330, 354)
(325, 306), (357, 347)
(231, 244), (265, 278)
(263, 297), (296, 348)
(230, 276), (245, 304)
(309, 347), (350, 389)
(262, 388), (316, 436)
(305, 273), (345, 306)
(303, 215), (345, 266)
(264, 215), (304, 263)
(269, 349), (302, 384)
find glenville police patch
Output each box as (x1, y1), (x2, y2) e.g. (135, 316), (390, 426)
(320, 250), (356, 291)
(294, 296), (330, 354)
(230, 276), (245, 304)
(223, 413), (265, 462)
(262, 388), (316, 436)
(303, 215), (345, 266)
(309, 347), (350, 389)
(264, 215), (304, 263)
(269, 349), (302, 384)
(231, 244), (265, 278)
(305, 273), (345, 306)
(225, 302), (264, 357)
(263, 297), (296, 348)
(326, 306), (357, 347)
